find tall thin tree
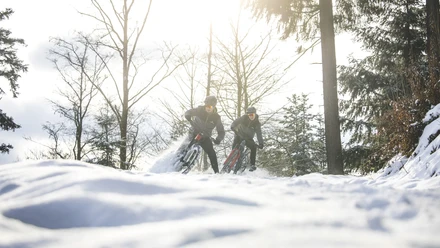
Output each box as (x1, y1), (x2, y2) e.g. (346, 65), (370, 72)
(319, 0), (344, 174)
(426, 0), (440, 103)
(81, 0), (184, 169)
(246, 0), (344, 174)
(207, 22), (214, 97)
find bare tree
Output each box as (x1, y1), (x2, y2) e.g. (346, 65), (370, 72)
(157, 46), (205, 139)
(125, 109), (169, 168)
(80, 0), (185, 169)
(48, 33), (106, 160)
(25, 122), (70, 160)
(213, 19), (287, 121)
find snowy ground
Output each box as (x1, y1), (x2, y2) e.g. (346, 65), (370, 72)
(1, 159), (439, 248)
(1, 105), (440, 248)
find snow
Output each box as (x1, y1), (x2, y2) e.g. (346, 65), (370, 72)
(1, 106), (440, 248)
(0, 161), (439, 247)
(377, 104), (440, 183)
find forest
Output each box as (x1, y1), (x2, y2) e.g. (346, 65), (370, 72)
(1, 0), (439, 177)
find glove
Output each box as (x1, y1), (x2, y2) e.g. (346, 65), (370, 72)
(213, 138), (221, 145)
(258, 143), (264, 149)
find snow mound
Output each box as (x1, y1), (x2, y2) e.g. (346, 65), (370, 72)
(1, 160), (439, 248)
(377, 103), (440, 186)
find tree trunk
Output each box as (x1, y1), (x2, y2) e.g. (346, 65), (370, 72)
(427, 0), (440, 103)
(76, 124), (82, 160)
(235, 34), (243, 117)
(201, 22), (214, 171)
(319, 0), (344, 175)
(207, 22), (213, 97)
(404, 1), (412, 69)
(120, 4), (130, 170)
(120, 108), (128, 170)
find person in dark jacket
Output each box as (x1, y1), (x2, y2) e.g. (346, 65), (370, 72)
(184, 95), (225, 173)
(230, 106), (264, 171)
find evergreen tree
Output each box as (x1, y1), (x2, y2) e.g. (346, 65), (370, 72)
(0, 8), (28, 153)
(280, 94), (317, 175)
(88, 106), (119, 167)
(338, 0), (429, 173)
(311, 113), (327, 172)
(260, 94), (325, 176)
(0, 110), (20, 153)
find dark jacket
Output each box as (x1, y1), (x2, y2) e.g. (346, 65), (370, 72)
(231, 114), (264, 146)
(185, 106), (225, 141)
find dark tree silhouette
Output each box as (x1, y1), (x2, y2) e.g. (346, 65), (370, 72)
(0, 8), (28, 154)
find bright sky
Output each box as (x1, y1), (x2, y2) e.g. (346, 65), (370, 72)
(0, 0), (360, 164)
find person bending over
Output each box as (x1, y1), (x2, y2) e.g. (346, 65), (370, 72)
(184, 95), (225, 173)
(230, 107), (264, 172)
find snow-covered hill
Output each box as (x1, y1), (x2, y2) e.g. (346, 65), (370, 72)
(1, 159), (439, 248)
(377, 103), (440, 185)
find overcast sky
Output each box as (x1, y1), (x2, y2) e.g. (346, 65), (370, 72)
(1, 0), (361, 164)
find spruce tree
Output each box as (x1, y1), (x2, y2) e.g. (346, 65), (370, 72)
(0, 8), (28, 154)
(88, 107), (120, 168)
(338, 0), (428, 172)
(260, 94), (325, 176)
(280, 94), (318, 175)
